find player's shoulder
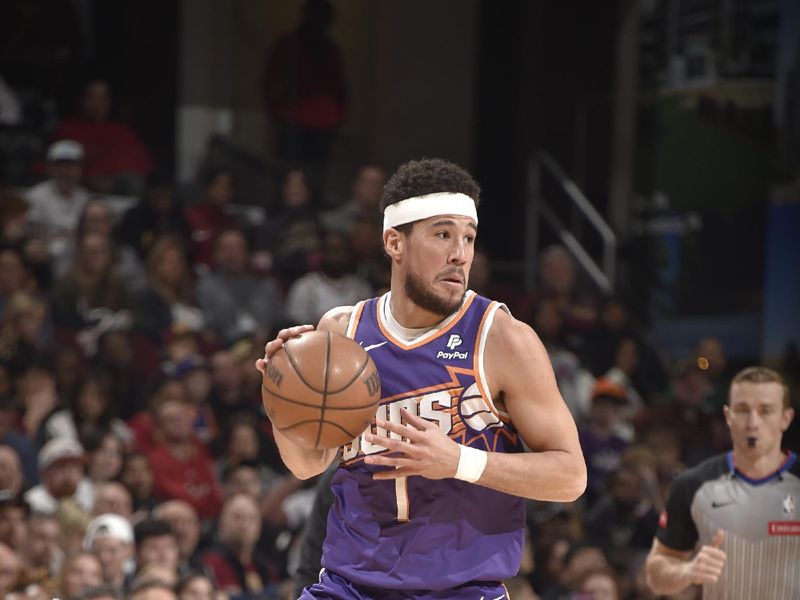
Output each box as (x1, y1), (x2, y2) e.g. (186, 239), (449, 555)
(318, 305), (356, 336)
(484, 302), (540, 354)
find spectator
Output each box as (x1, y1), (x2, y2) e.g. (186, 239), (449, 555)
(579, 379), (631, 505)
(264, 0), (346, 168)
(129, 378), (189, 455)
(84, 432), (125, 484)
(119, 453), (157, 515)
(19, 512), (62, 594)
(257, 167), (321, 282)
(184, 169), (236, 269)
(0, 445), (24, 494)
(0, 247), (36, 317)
(25, 140), (90, 271)
(127, 579), (177, 600)
(83, 513), (134, 592)
(531, 298), (594, 421)
(208, 349), (255, 425)
(145, 392), (222, 520)
(52, 80), (153, 195)
(320, 164), (385, 234)
(581, 297), (668, 402)
(133, 519), (180, 581)
(0, 293), (52, 376)
(0, 489), (27, 549)
(51, 233), (130, 340)
(172, 357), (216, 444)
(117, 176), (191, 262)
(92, 482), (133, 519)
(220, 460), (262, 500)
(285, 230), (372, 324)
(152, 500), (202, 574)
(0, 397), (39, 485)
(58, 552), (103, 600)
(134, 236), (204, 345)
(50, 231), (130, 337)
(175, 573), (216, 600)
(585, 467), (659, 572)
(575, 567), (620, 600)
(201, 493), (275, 596)
(25, 438), (93, 516)
(196, 228), (284, 345)
(0, 541), (21, 597)
(41, 370), (129, 448)
(532, 245), (599, 346)
(95, 330), (145, 420)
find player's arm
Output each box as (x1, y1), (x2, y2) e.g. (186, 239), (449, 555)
(365, 311), (586, 502)
(646, 533), (725, 594)
(255, 307), (352, 479)
(472, 311), (587, 501)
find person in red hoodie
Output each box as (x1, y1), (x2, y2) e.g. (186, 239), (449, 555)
(53, 79), (153, 195)
(184, 168), (235, 269)
(144, 386), (222, 520)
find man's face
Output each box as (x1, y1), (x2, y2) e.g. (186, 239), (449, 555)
(353, 166), (385, 210)
(214, 231), (247, 273)
(0, 506), (26, 547)
(0, 447), (22, 494)
(91, 536), (131, 583)
(61, 554), (102, 600)
(24, 517), (60, 567)
(224, 466), (261, 500)
(42, 460), (83, 499)
(724, 382), (793, 458)
(220, 496), (261, 547)
(50, 161), (83, 190)
(157, 503), (199, 559)
(138, 535), (179, 573)
(155, 400), (194, 443)
(81, 82), (111, 121)
(394, 215), (476, 317)
(92, 483), (132, 518)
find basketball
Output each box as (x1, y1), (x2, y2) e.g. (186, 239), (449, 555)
(261, 330), (381, 449)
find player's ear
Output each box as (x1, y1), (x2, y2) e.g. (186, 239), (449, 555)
(383, 228), (404, 260)
(782, 406), (795, 431)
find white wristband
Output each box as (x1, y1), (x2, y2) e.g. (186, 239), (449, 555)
(455, 445), (488, 483)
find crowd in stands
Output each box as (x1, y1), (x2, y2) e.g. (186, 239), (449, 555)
(0, 77), (791, 600)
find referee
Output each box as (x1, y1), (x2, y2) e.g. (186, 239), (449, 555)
(646, 366), (799, 599)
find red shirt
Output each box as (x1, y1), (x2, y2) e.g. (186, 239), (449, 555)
(185, 203), (233, 267)
(146, 440), (222, 519)
(53, 118), (153, 181)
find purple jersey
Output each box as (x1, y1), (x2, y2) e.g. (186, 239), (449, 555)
(322, 291), (526, 591)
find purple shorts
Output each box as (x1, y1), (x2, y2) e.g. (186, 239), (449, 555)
(298, 569), (510, 600)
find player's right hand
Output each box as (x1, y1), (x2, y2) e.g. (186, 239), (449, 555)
(255, 325), (315, 374)
(687, 530), (726, 586)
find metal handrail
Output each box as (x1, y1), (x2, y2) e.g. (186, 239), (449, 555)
(525, 151), (617, 294)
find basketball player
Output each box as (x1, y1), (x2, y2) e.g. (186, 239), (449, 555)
(256, 158), (587, 598)
(646, 367), (799, 599)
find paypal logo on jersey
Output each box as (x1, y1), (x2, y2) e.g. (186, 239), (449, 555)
(436, 333), (468, 360)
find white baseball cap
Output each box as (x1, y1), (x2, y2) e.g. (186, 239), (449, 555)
(47, 139), (84, 162)
(83, 513), (134, 550)
(38, 437), (85, 471)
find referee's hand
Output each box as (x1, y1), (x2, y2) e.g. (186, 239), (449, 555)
(688, 530), (726, 585)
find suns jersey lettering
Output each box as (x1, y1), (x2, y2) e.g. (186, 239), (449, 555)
(321, 291), (527, 592)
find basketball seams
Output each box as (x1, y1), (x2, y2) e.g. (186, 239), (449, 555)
(283, 340), (327, 395)
(261, 383), (378, 410)
(326, 353), (372, 395)
(314, 332), (332, 448)
(277, 418), (359, 440)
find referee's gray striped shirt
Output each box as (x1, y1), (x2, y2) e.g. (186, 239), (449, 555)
(656, 452), (800, 600)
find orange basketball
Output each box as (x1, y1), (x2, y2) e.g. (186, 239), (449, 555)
(261, 330), (381, 449)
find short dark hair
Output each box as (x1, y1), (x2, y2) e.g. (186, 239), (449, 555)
(731, 366), (791, 408)
(380, 158), (481, 222)
(133, 518), (174, 547)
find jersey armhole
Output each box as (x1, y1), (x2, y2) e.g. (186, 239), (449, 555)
(474, 302), (511, 421)
(345, 300), (366, 339)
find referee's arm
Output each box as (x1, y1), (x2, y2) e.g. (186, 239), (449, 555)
(646, 533), (725, 595)
(645, 471), (726, 594)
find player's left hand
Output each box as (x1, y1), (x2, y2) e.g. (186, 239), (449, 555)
(363, 409), (461, 480)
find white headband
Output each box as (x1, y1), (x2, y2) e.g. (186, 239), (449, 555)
(382, 192), (478, 232)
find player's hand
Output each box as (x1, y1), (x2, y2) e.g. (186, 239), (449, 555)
(363, 408), (461, 480)
(686, 530), (726, 586)
(255, 325), (315, 374)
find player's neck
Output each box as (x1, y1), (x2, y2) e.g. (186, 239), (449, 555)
(388, 291), (446, 329)
(732, 446), (788, 480)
